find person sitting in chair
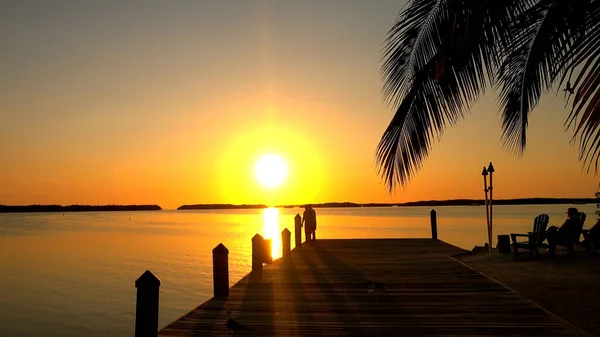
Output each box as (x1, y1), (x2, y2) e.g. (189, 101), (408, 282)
(582, 218), (600, 251)
(546, 207), (579, 255)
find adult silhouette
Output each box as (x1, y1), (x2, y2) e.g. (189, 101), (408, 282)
(302, 204), (317, 241)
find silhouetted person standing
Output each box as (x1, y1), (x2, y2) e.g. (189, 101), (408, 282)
(302, 204), (317, 241)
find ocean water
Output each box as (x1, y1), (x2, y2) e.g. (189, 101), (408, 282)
(0, 204), (596, 337)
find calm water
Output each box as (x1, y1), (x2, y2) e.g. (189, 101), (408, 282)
(0, 204), (596, 337)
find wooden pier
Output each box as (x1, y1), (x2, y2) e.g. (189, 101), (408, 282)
(155, 238), (585, 336)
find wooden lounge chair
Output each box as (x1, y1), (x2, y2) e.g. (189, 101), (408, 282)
(510, 214), (549, 259)
(582, 225), (599, 253)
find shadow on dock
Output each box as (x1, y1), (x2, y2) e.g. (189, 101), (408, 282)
(235, 269), (274, 335)
(281, 252), (317, 330)
(299, 243), (370, 335)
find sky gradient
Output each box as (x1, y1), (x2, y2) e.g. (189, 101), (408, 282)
(1, 0), (598, 209)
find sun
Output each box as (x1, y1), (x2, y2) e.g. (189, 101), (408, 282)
(254, 154), (288, 188)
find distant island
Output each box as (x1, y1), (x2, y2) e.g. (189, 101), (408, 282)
(178, 198), (598, 210)
(178, 204), (268, 210)
(0, 204), (162, 213)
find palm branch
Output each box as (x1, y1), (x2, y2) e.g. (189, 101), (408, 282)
(378, 0), (600, 190)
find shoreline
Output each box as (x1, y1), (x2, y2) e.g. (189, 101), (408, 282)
(178, 197), (596, 210)
(0, 204), (162, 213)
(2, 197), (595, 213)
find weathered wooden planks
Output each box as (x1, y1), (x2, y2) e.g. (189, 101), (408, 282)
(159, 239), (586, 336)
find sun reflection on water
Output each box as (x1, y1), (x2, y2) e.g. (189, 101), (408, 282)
(262, 207), (282, 259)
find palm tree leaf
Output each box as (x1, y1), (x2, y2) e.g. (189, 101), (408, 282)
(497, 0), (581, 155)
(381, 0), (446, 109)
(380, 0), (600, 188)
(378, 0), (527, 189)
(572, 57), (600, 171)
(560, 1), (600, 172)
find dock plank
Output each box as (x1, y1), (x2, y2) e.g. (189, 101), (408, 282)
(158, 239), (585, 336)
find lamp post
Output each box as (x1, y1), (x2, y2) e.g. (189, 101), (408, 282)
(482, 167), (490, 255)
(487, 162), (495, 256)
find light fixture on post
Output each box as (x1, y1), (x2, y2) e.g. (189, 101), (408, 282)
(482, 167), (490, 255)
(487, 162), (495, 256)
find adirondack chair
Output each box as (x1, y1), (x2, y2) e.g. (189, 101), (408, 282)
(582, 225), (600, 253)
(510, 214), (550, 259)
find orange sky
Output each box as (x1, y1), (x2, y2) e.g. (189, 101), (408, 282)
(1, 1), (598, 209)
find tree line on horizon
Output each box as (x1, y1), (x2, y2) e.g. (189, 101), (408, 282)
(178, 197), (598, 210)
(0, 204), (162, 213)
(2, 197), (597, 213)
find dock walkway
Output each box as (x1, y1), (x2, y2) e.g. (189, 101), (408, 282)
(158, 239), (584, 336)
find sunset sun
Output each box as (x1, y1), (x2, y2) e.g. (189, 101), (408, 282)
(254, 154), (288, 188)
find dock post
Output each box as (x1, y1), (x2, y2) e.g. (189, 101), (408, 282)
(264, 238), (273, 264)
(212, 243), (229, 298)
(135, 270), (160, 337)
(430, 209), (438, 240)
(282, 228), (291, 257)
(252, 233), (264, 273)
(294, 214), (302, 248)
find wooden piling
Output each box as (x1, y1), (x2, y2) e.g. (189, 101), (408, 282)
(264, 238), (273, 264)
(294, 214), (302, 248)
(430, 209), (438, 240)
(135, 270), (160, 337)
(252, 233), (264, 273)
(282, 228), (291, 257)
(212, 243), (229, 298)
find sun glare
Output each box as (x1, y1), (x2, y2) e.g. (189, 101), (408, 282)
(254, 154), (288, 188)
(263, 207), (281, 259)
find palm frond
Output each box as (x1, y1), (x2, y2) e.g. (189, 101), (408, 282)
(497, 0), (580, 155)
(379, 0), (600, 190)
(378, 0), (523, 190)
(381, 0), (446, 109)
(552, 0), (600, 172)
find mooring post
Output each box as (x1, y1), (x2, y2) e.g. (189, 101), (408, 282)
(264, 238), (273, 264)
(282, 228), (291, 257)
(212, 243), (229, 298)
(294, 213), (302, 248)
(135, 270), (160, 337)
(252, 233), (264, 273)
(430, 209), (438, 240)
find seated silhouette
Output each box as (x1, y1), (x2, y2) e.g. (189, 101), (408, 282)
(545, 208), (585, 255)
(582, 218), (600, 252)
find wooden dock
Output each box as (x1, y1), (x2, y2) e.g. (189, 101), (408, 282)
(157, 239), (584, 336)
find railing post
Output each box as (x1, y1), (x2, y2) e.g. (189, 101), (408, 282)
(282, 228), (291, 257)
(430, 209), (438, 240)
(135, 270), (160, 337)
(252, 233), (264, 273)
(212, 243), (229, 298)
(294, 214), (302, 248)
